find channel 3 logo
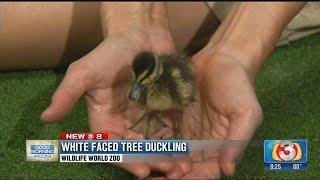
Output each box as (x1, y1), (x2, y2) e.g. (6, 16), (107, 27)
(264, 140), (307, 171)
(272, 140), (302, 161)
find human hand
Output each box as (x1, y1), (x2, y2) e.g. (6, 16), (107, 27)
(179, 50), (263, 179)
(41, 2), (195, 179)
(40, 24), (191, 179)
(175, 2), (305, 178)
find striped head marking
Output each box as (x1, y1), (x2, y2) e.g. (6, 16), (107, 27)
(128, 51), (163, 101)
(131, 51), (163, 84)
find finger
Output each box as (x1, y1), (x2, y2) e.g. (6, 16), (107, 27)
(181, 162), (221, 180)
(106, 132), (151, 179)
(220, 109), (263, 176)
(189, 151), (203, 163)
(117, 163), (151, 179)
(144, 150), (190, 179)
(41, 62), (93, 122)
(149, 154), (191, 179)
(165, 162), (184, 179)
(175, 155), (192, 174)
(148, 160), (176, 174)
(202, 150), (219, 163)
(144, 176), (167, 180)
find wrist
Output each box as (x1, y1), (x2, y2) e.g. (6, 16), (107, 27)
(212, 39), (265, 80)
(196, 38), (265, 82)
(101, 2), (174, 53)
(101, 2), (153, 37)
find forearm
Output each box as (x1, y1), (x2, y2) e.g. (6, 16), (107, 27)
(209, 2), (306, 78)
(100, 2), (174, 53)
(101, 2), (169, 36)
(101, 2), (153, 37)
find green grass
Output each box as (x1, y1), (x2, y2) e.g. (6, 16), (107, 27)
(0, 33), (320, 179)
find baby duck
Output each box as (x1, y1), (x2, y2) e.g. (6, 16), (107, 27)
(127, 51), (195, 139)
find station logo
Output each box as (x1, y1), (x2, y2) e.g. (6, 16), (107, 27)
(272, 140), (302, 161)
(264, 140), (307, 171)
(26, 140), (59, 162)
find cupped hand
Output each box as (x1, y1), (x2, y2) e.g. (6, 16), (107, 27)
(180, 50), (263, 179)
(40, 29), (191, 179)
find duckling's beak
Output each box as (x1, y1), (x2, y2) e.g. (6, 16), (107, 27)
(129, 83), (145, 101)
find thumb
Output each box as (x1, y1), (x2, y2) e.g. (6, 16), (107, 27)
(220, 108), (263, 176)
(103, 132), (151, 179)
(41, 62), (94, 122)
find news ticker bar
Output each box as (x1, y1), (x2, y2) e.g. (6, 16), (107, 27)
(26, 139), (252, 163)
(26, 133), (308, 172)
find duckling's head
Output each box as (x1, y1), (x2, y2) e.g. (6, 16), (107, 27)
(128, 51), (163, 102)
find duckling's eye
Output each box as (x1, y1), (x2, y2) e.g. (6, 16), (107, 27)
(132, 51), (156, 82)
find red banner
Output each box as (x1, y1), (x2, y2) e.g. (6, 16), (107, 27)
(59, 132), (109, 140)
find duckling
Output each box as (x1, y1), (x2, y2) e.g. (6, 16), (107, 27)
(127, 51), (195, 139)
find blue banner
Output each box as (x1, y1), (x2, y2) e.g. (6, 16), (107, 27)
(59, 140), (189, 155)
